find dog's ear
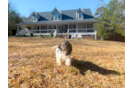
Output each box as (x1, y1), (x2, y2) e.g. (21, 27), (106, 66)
(61, 42), (66, 51)
(58, 43), (61, 49)
(65, 41), (72, 55)
(64, 41), (68, 49)
(69, 43), (72, 53)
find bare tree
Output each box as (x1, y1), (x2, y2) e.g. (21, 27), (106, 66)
(8, 2), (27, 36)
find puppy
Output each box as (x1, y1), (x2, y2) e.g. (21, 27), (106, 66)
(51, 41), (72, 66)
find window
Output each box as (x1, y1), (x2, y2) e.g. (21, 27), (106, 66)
(33, 15), (37, 21)
(79, 13), (82, 18)
(54, 14), (59, 20)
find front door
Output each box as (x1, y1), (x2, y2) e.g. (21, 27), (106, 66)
(57, 25), (68, 33)
(58, 26), (62, 33)
(62, 25), (68, 33)
(37, 26), (39, 33)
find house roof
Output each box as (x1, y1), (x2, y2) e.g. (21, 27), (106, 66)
(17, 8), (98, 25)
(51, 7), (62, 14)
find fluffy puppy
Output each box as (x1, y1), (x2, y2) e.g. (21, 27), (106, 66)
(58, 41), (72, 55)
(52, 41), (72, 66)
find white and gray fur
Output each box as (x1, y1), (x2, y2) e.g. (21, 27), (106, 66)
(51, 42), (72, 66)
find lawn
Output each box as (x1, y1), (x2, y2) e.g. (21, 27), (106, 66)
(8, 37), (125, 88)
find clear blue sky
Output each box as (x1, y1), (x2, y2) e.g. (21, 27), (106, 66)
(8, 0), (111, 17)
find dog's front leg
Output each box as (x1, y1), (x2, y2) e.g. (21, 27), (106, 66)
(57, 58), (62, 65)
(56, 49), (59, 64)
(56, 54), (58, 63)
(56, 55), (62, 65)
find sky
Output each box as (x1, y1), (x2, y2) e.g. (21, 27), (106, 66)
(8, 0), (111, 17)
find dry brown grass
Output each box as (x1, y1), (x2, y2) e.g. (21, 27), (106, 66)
(8, 37), (125, 88)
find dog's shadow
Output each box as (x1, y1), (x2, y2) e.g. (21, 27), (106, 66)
(71, 58), (121, 75)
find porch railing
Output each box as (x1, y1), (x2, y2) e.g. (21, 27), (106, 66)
(68, 28), (96, 35)
(69, 28), (95, 32)
(17, 28), (97, 37)
(18, 29), (56, 34)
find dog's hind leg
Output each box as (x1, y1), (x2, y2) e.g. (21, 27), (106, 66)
(65, 58), (71, 66)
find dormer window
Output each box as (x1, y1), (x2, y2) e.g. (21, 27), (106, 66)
(34, 15), (37, 21)
(51, 8), (62, 21)
(79, 13), (82, 18)
(54, 14), (59, 20)
(33, 15), (37, 22)
(77, 8), (84, 20)
(78, 13), (83, 20)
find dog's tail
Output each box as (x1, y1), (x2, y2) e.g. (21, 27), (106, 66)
(51, 45), (58, 49)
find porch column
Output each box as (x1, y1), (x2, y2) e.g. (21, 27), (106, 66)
(32, 26), (33, 33)
(95, 29), (97, 40)
(95, 23), (97, 40)
(68, 24), (69, 38)
(17, 26), (19, 33)
(95, 23), (97, 29)
(86, 23), (87, 32)
(68, 24), (69, 29)
(23, 26), (26, 30)
(39, 25), (41, 33)
(23, 26), (26, 33)
(47, 25), (49, 33)
(76, 23), (78, 32)
(56, 24), (57, 33)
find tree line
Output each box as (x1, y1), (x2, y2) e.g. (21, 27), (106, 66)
(94, 0), (125, 41)
(8, 2), (27, 36)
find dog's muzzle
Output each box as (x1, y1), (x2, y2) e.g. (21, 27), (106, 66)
(62, 46), (67, 51)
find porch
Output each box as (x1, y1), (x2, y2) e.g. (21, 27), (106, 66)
(17, 22), (97, 40)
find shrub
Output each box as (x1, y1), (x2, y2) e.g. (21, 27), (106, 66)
(48, 36), (54, 38)
(30, 33), (33, 37)
(22, 34), (25, 37)
(36, 34), (43, 37)
(50, 33), (54, 38)
(103, 31), (111, 40)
